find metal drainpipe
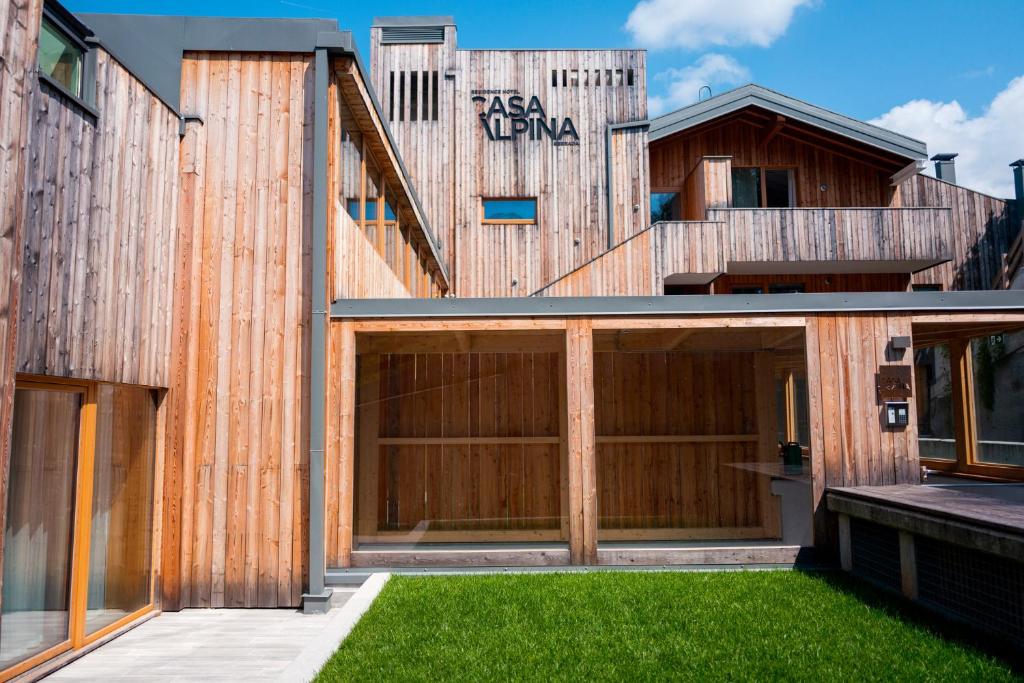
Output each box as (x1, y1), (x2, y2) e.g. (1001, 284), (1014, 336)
(605, 119), (649, 250)
(304, 46), (330, 613)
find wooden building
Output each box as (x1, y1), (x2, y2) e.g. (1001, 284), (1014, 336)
(0, 4), (1022, 679)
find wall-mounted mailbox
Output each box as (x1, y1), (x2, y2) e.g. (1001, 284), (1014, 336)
(884, 401), (910, 429)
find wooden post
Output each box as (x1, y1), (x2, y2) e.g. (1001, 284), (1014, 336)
(337, 321), (357, 567)
(837, 513), (852, 571)
(949, 338), (977, 469)
(564, 319), (596, 565)
(898, 530), (918, 600)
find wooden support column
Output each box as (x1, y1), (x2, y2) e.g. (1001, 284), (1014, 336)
(898, 530), (918, 599)
(358, 139), (367, 236)
(837, 513), (852, 571)
(949, 338), (977, 469)
(337, 321), (357, 567)
(564, 319), (596, 565)
(356, 354), (380, 538)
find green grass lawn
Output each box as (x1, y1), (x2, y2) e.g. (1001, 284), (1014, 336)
(315, 570), (1020, 682)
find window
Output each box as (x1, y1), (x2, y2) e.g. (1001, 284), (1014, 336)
(664, 283), (709, 295)
(971, 332), (1024, 467)
(387, 70), (439, 122)
(38, 16), (83, 97)
(650, 192), (680, 223)
(347, 198), (397, 223)
(482, 198), (537, 224)
(912, 283), (943, 292)
(731, 286), (764, 294)
(914, 344), (955, 461)
(768, 283), (806, 294)
(732, 167), (796, 208)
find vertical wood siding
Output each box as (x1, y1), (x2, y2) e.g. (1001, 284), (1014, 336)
(650, 117), (896, 208)
(372, 30), (649, 297)
(0, 0), (42, 616)
(163, 52), (313, 609)
(898, 174), (1018, 290)
(805, 313), (920, 545)
(16, 51), (180, 387)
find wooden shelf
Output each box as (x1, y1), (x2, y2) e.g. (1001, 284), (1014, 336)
(596, 435), (758, 444)
(376, 436), (559, 446)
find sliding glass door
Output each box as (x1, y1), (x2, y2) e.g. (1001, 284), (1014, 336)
(0, 385), (83, 671)
(0, 379), (158, 679)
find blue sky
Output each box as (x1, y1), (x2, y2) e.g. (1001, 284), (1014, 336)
(68, 0), (1024, 196)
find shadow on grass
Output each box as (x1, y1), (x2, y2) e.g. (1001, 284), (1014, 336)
(800, 568), (1024, 675)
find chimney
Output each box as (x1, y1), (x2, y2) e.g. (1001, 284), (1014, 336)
(1012, 159), (1024, 205)
(931, 153), (958, 184)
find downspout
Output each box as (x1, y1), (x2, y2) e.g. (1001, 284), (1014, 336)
(605, 119), (649, 250)
(304, 46), (331, 614)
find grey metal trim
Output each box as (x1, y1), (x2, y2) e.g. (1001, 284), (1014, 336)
(372, 15), (456, 27)
(37, 69), (100, 119)
(305, 47), (330, 607)
(648, 84), (927, 161)
(77, 14), (341, 111)
(331, 291), (1024, 319)
(605, 119), (650, 250)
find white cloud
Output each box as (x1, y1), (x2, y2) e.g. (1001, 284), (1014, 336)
(626, 0), (814, 50)
(869, 76), (1024, 198)
(648, 54), (750, 116)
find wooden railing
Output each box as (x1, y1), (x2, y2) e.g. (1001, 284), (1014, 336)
(992, 228), (1024, 289)
(704, 207), (953, 267)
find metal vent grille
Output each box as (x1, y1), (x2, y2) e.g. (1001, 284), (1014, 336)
(916, 536), (1024, 644)
(380, 26), (445, 44)
(849, 518), (901, 590)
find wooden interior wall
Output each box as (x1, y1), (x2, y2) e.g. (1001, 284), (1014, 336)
(15, 51), (180, 387)
(535, 221), (727, 296)
(594, 351), (779, 539)
(162, 52), (313, 609)
(373, 29), (649, 297)
(650, 118), (895, 209)
(805, 312), (920, 547)
(340, 352), (562, 551)
(898, 174), (1018, 291)
(0, 0), (42, 607)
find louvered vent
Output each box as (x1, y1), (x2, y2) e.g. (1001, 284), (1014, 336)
(380, 25), (445, 44)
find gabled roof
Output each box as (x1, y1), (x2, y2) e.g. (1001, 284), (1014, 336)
(649, 84), (927, 161)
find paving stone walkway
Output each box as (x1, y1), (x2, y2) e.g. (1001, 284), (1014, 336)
(45, 589), (358, 682)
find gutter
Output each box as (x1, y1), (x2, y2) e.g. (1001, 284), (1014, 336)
(605, 119), (650, 250)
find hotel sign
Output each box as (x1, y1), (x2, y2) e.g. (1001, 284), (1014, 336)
(471, 89), (579, 146)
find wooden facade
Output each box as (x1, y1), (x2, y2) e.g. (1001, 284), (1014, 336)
(0, 0), (42, 617)
(0, 10), (1022, 675)
(371, 21), (649, 297)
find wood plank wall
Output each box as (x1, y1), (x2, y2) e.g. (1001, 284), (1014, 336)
(805, 312), (920, 546)
(535, 222), (727, 296)
(162, 52), (314, 609)
(650, 117), (895, 208)
(0, 0), (42, 602)
(897, 174), (1018, 291)
(372, 27), (649, 297)
(334, 352), (563, 555)
(16, 52), (180, 386)
(594, 351), (779, 540)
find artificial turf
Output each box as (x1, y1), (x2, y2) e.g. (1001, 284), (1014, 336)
(315, 570), (1020, 682)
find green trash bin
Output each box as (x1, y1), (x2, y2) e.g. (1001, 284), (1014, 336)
(782, 441), (803, 470)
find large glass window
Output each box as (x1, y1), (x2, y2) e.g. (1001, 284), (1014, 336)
(38, 16), (83, 97)
(1, 387), (81, 670)
(650, 192), (680, 223)
(85, 386), (157, 635)
(346, 198), (397, 223)
(352, 332), (567, 551)
(481, 198), (537, 224)
(731, 168), (761, 208)
(971, 332), (1024, 467)
(915, 344), (955, 461)
(764, 169), (795, 207)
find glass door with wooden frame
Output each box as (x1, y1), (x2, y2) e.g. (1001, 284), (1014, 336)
(0, 379), (158, 680)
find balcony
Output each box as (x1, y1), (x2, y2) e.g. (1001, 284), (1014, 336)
(704, 206), (953, 274)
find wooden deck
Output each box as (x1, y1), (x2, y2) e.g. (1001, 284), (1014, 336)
(827, 484), (1024, 561)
